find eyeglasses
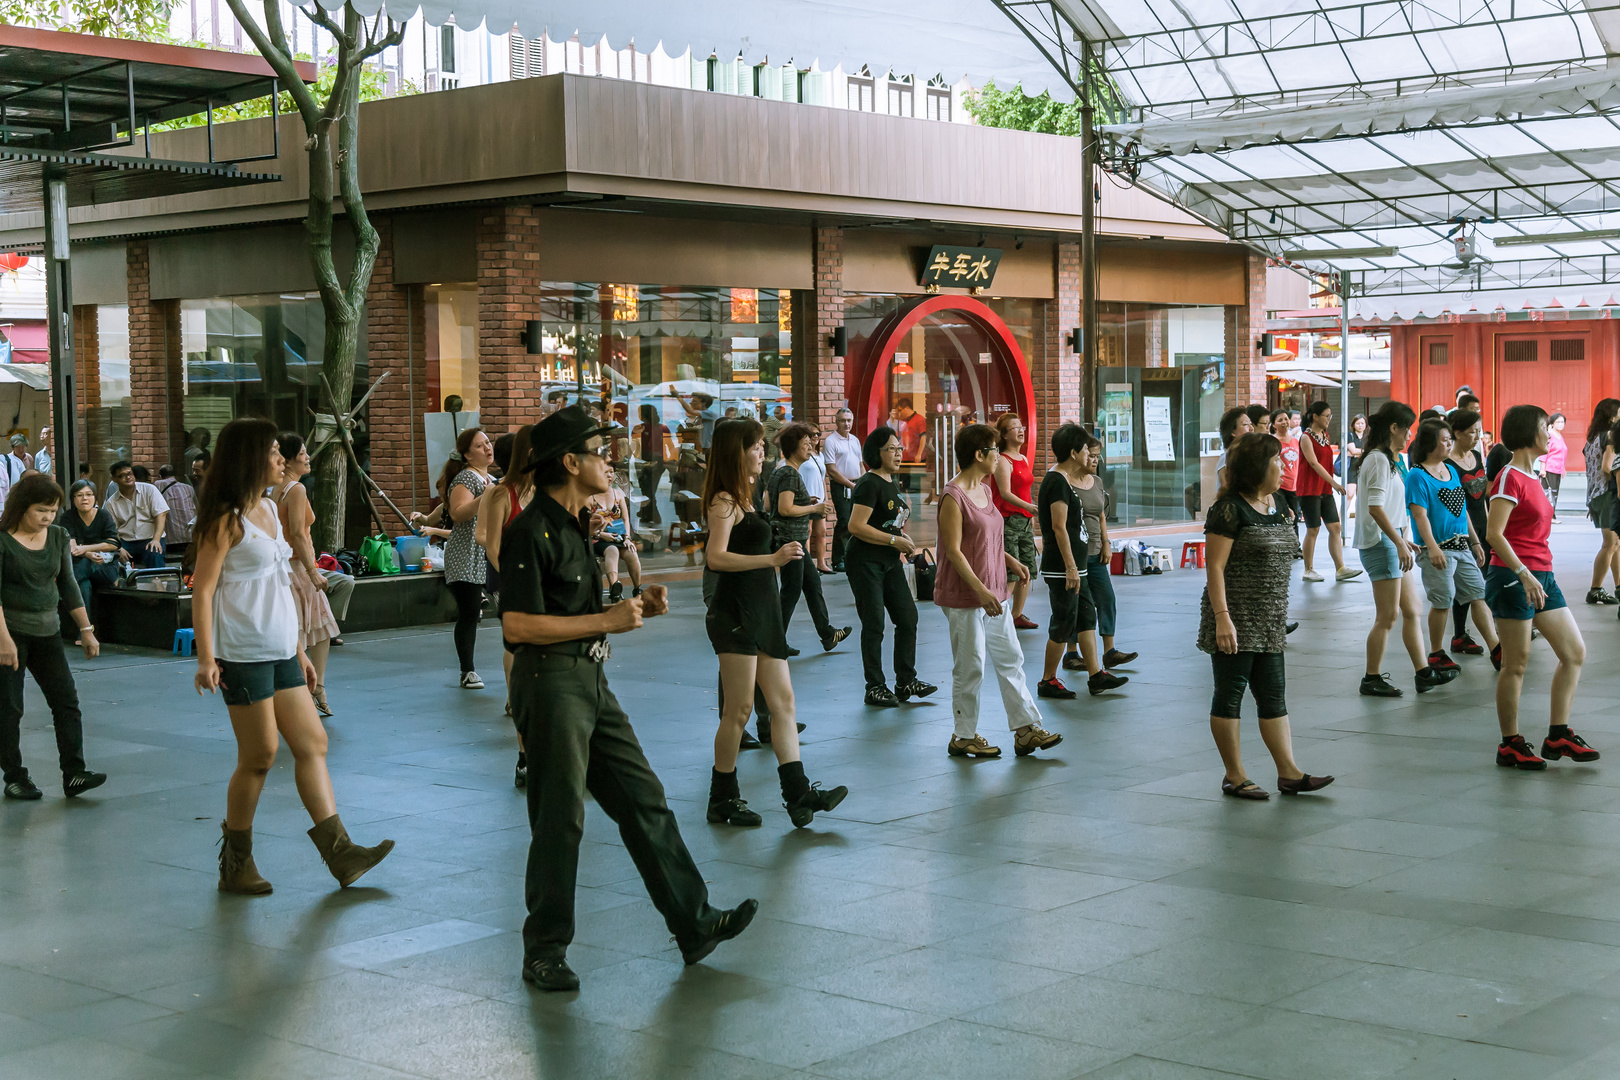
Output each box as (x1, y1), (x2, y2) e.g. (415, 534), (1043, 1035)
(571, 444), (610, 459)
(882, 444), (903, 453)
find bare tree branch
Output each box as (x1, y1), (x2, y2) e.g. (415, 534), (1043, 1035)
(299, 1), (354, 51)
(223, 0), (322, 126)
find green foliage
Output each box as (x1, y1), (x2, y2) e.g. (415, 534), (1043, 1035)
(963, 79), (1084, 136)
(161, 59), (406, 129)
(0, 0), (173, 39)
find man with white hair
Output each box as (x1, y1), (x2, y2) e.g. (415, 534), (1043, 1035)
(822, 408), (863, 573)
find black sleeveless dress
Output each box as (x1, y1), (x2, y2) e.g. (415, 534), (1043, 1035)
(706, 508), (789, 659)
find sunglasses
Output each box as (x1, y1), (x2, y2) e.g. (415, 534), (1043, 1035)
(571, 444), (610, 459)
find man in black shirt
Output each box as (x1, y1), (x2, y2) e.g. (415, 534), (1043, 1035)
(500, 406), (757, 991)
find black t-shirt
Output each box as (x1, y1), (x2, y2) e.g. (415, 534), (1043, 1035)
(62, 508), (118, 557)
(851, 472), (908, 549)
(498, 490), (602, 651)
(1036, 470), (1088, 578)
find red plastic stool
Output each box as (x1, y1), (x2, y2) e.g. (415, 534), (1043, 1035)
(1181, 541), (1205, 569)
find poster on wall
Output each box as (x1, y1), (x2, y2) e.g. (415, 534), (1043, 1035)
(1143, 397), (1175, 462)
(1102, 383), (1133, 462)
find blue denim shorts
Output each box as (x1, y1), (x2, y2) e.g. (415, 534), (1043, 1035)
(1484, 565), (1568, 622)
(219, 657), (304, 707)
(1358, 535), (1404, 582)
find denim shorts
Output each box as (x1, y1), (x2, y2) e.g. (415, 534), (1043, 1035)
(1420, 548), (1485, 609)
(1358, 534), (1405, 582)
(1484, 565), (1568, 622)
(219, 657), (304, 707)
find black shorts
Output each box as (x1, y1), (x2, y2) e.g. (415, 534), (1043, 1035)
(1299, 493), (1339, 529)
(1046, 576), (1097, 641)
(219, 657), (304, 707)
(1209, 651), (1287, 719)
(593, 535), (628, 558)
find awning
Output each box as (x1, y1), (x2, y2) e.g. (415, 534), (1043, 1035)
(331, 0), (1072, 97)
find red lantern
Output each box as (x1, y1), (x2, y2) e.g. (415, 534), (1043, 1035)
(0, 254), (27, 273)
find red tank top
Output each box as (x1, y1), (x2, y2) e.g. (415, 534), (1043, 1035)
(992, 452), (1035, 518)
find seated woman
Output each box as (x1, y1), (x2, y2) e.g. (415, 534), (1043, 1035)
(63, 480), (121, 641)
(589, 481), (641, 603)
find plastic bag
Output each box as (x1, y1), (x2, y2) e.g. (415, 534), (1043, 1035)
(358, 534), (401, 575)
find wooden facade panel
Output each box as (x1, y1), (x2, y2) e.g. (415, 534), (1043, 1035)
(1097, 245), (1247, 305)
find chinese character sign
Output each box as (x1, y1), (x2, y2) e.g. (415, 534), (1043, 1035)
(919, 245), (1002, 288)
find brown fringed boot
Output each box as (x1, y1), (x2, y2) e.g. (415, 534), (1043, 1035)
(307, 814), (394, 887)
(217, 821), (273, 895)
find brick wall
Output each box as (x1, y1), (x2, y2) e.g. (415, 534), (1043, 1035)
(806, 225), (847, 426)
(476, 205), (544, 435)
(127, 240), (183, 471)
(74, 306), (100, 412)
(364, 216), (431, 513)
(1030, 241), (1083, 472)
(1225, 251), (1269, 408)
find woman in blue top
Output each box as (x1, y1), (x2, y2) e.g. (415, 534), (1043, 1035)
(1406, 418), (1499, 673)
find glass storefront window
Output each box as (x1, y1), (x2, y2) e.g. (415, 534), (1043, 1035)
(1096, 302), (1227, 526)
(87, 304), (131, 484)
(425, 284), (478, 412)
(528, 282), (794, 573)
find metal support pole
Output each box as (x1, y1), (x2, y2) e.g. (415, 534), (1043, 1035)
(42, 170), (77, 492)
(1338, 268), (1351, 524)
(1080, 36), (1098, 427)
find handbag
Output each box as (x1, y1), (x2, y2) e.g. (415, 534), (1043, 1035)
(358, 534), (401, 575)
(911, 551), (936, 602)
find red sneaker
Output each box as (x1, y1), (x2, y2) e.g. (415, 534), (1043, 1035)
(1542, 730), (1601, 763)
(1451, 634), (1485, 656)
(1427, 650), (1459, 672)
(1013, 615), (1040, 631)
(1496, 735), (1547, 771)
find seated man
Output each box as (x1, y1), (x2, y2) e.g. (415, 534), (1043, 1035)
(104, 460), (169, 569)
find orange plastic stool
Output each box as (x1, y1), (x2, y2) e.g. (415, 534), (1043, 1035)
(1181, 541), (1205, 569)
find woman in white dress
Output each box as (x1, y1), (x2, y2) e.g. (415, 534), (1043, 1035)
(191, 419), (393, 896)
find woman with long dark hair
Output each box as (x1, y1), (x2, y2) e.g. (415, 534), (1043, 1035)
(1487, 405), (1598, 770)
(0, 474), (103, 801)
(414, 427), (495, 689)
(1201, 433), (1331, 799)
(191, 419), (392, 893)
(702, 417), (847, 828)
(271, 433), (339, 717)
(1583, 397), (1620, 604)
(1354, 402), (1458, 697)
(845, 426), (937, 707)
(476, 425), (535, 778)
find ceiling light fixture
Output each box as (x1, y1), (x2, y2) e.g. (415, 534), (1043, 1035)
(1279, 246), (1398, 260)
(1493, 228), (1620, 247)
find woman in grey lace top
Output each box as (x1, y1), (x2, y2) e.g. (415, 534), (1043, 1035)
(1200, 432), (1333, 801)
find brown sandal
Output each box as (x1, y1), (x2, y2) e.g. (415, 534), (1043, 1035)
(1221, 778), (1270, 800)
(1277, 774), (1334, 795)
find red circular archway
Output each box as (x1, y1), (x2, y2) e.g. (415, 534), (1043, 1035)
(848, 295), (1038, 447)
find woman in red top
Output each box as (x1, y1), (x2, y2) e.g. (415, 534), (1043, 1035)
(992, 414), (1039, 630)
(1485, 404), (1597, 770)
(1295, 401), (1361, 583)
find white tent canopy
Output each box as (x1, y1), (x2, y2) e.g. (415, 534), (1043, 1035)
(331, 0), (1074, 98)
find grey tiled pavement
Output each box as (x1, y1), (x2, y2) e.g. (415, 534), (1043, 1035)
(7, 513), (1620, 1079)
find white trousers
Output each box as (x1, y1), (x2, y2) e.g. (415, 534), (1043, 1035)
(943, 605), (1042, 739)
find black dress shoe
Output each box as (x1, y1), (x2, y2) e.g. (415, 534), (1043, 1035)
(330, 636), (345, 647)
(738, 729), (763, 750)
(1103, 648), (1138, 667)
(757, 720), (806, 744)
(4, 777), (42, 800)
(707, 797), (763, 826)
(786, 646), (802, 658)
(514, 754), (527, 789)
(680, 899), (760, 965)
(1061, 652), (1085, 671)
(865, 684), (900, 708)
(1285, 622), (1300, 635)
(63, 771), (106, 798)
(522, 956), (580, 991)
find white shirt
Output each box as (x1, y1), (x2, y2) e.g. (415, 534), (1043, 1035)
(798, 456), (826, 499)
(1354, 450), (1408, 548)
(823, 431), (863, 486)
(106, 482), (170, 542)
(213, 501), (299, 662)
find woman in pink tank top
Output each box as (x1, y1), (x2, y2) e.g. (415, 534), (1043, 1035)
(935, 424), (1060, 759)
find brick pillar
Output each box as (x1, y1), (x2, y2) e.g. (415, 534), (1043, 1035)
(476, 205), (544, 435)
(1030, 242), (1082, 472)
(127, 240), (183, 471)
(69, 305), (99, 470)
(365, 217), (431, 513)
(805, 225), (846, 427)
(1225, 251), (1268, 408)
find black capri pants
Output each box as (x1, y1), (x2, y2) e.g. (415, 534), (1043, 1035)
(1046, 576), (1097, 642)
(1209, 650), (1288, 719)
(1298, 493), (1340, 529)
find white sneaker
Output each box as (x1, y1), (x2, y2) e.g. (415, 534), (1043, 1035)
(460, 671), (484, 690)
(1336, 566), (1364, 581)
(1302, 569), (1325, 582)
